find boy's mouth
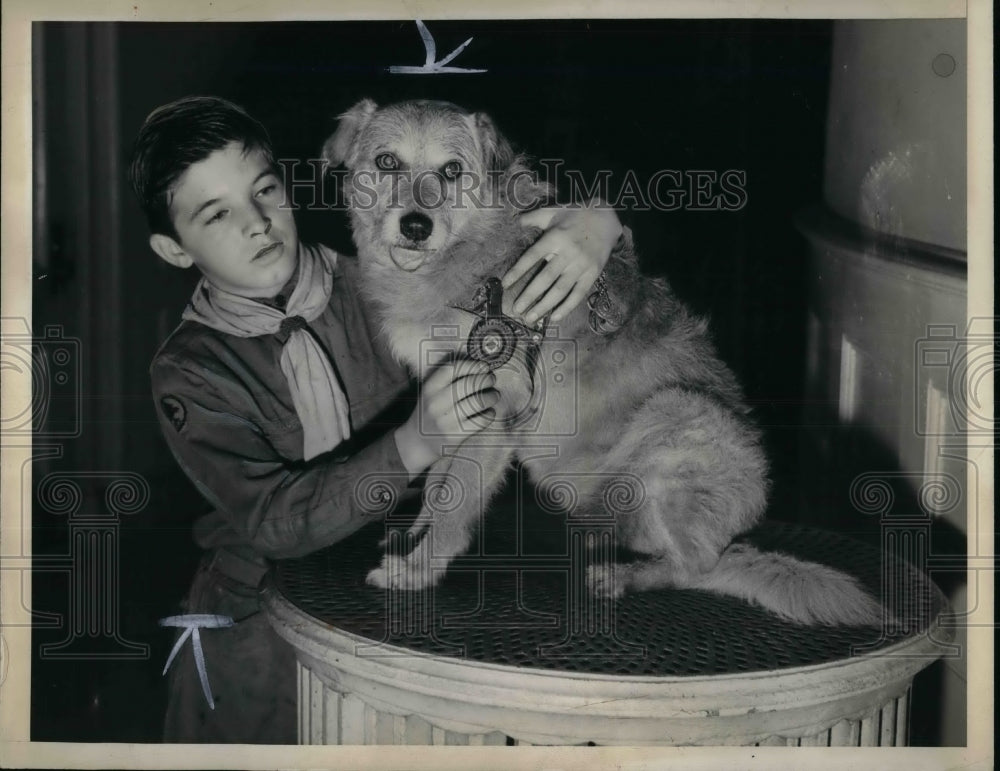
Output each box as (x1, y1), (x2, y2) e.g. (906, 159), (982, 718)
(253, 242), (282, 261)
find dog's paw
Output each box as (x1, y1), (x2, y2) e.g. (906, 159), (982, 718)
(586, 563), (626, 599)
(366, 562), (391, 589)
(365, 552), (436, 591)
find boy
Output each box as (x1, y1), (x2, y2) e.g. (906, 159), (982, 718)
(129, 95), (623, 743)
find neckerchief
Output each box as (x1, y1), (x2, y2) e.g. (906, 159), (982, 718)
(182, 243), (351, 461)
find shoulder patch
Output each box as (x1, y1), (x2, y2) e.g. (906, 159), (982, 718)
(160, 395), (187, 432)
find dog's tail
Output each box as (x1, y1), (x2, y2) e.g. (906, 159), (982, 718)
(689, 543), (885, 626)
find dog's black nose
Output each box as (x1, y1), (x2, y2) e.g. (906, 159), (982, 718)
(400, 212), (434, 243)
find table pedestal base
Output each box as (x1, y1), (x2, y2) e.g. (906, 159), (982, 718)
(264, 521), (950, 748)
(295, 658), (913, 747)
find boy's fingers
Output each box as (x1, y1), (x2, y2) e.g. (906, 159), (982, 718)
(502, 229), (562, 289)
(422, 361), (456, 391)
(429, 383), (491, 423)
(451, 362), (494, 388)
(454, 387), (500, 422)
(459, 358), (493, 374)
(523, 273), (580, 325)
(548, 286), (586, 323)
(446, 369), (496, 411)
(549, 270), (598, 322)
(425, 359), (489, 390)
(455, 375), (496, 402)
(512, 253), (573, 316)
(517, 206), (560, 232)
(460, 387), (500, 408)
(458, 406), (496, 432)
(501, 248), (544, 290)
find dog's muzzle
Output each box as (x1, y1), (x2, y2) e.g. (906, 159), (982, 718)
(388, 211), (436, 271)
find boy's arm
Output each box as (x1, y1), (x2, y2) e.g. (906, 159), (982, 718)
(503, 199), (624, 324)
(152, 354), (412, 560)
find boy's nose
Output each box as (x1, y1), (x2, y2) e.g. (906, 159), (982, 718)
(246, 207), (272, 235)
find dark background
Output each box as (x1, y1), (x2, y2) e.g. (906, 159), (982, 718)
(31, 19), (856, 743)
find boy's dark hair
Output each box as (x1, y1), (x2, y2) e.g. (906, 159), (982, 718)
(128, 95), (274, 239)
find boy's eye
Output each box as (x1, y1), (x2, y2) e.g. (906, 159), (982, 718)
(206, 209), (228, 224)
(255, 183), (278, 198)
(442, 161), (462, 180)
(375, 153), (399, 171)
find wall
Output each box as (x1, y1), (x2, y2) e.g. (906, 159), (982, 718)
(824, 19), (966, 251)
(799, 18), (968, 747)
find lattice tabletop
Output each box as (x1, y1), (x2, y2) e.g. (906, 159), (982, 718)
(271, 495), (943, 678)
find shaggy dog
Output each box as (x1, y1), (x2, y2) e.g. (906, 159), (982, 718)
(324, 99), (883, 626)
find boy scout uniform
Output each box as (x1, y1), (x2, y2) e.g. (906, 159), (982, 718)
(151, 244), (413, 743)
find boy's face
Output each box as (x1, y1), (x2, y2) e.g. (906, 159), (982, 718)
(151, 141), (298, 298)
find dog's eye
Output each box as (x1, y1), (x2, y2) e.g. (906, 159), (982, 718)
(442, 161), (462, 180)
(375, 153), (399, 171)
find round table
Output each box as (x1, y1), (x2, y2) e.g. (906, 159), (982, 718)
(261, 511), (951, 746)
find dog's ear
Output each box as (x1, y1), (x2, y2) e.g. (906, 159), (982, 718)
(322, 98), (378, 168)
(471, 112), (515, 172)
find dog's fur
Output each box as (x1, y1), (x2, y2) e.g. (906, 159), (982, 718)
(324, 99), (883, 626)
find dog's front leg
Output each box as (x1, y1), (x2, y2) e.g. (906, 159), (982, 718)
(366, 442), (515, 591)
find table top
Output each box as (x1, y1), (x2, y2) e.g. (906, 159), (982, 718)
(271, 487), (945, 678)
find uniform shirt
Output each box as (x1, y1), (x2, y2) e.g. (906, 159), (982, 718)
(150, 245), (414, 560)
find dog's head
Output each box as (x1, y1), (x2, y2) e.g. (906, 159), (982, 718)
(323, 99), (547, 274)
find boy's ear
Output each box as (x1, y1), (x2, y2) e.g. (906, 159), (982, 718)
(322, 98), (377, 169)
(149, 233), (194, 269)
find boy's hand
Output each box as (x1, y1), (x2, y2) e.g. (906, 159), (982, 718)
(394, 359), (499, 478)
(503, 200), (623, 326)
